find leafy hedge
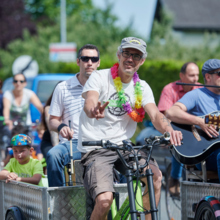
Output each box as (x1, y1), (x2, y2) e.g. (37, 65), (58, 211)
(138, 60), (204, 105)
(57, 59), (204, 105)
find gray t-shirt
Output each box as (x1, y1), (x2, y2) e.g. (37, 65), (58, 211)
(4, 88), (34, 125)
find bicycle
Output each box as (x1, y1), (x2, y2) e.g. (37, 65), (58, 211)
(82, 132), (171, 220)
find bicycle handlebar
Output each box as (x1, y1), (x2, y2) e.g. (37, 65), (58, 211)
(82, 132), (171, 171)
(145, 132), (171, 145)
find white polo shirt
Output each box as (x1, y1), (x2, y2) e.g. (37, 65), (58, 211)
(49, 74), (84, 143)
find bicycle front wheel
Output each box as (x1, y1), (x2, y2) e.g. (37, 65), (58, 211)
(165, 162), (181, 220)
(194, 201), (216, 220)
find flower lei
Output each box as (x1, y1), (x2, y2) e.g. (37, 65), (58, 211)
(111, 63), (145, 122)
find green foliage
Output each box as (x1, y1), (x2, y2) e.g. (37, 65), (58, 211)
(0, 1), (219, 105)
(24, 0), (94, 22)
(137, 60), (204, 106)
(0, 5), (132, 79)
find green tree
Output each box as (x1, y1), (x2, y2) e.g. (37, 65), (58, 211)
(0, 0), (36, 49)
(0, 2), (133, 79)
(24, 0), (93, 22)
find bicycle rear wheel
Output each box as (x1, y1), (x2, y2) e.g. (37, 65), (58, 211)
(194, 201), (216, 220)
(165, 162), (181, 220)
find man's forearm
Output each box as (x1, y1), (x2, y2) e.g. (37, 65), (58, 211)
(166, 106), (199, 125)
(152, 112), (173, 134)
(49, 118), (62, 132)
(50, 131), (59, 146)
(84, 98), (96, 118)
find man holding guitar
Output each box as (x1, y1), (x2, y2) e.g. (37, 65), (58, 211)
(166, 59), (220, 183)
(158, 62), (201, 196)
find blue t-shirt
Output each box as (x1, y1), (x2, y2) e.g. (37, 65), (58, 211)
(178, 87), (220, 116)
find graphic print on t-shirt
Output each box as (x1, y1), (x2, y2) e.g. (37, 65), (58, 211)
(107, 92), (131, 116)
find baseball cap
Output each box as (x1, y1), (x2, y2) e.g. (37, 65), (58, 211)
(202, 59), (220, 77)
(120, 37), (147, 55)
(9, 134), (32, 148)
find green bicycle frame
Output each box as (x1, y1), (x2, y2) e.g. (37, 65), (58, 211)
(111, 180), (144, 220)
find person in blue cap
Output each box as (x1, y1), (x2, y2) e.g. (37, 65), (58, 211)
(166, 59), (220, 182)
(0, 134), (44, 186)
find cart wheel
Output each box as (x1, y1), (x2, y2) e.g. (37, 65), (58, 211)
(6, 211), (16, 220)
(165, 162), (181, 220)
(194, 201), (216, 220)
(6, 211), (21, 220)
(5, 207), (25, 220)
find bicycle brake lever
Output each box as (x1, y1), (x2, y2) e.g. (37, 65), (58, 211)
(122, 140), (133, 151)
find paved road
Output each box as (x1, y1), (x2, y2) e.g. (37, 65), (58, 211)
(158, 187), (169, 220)
(158, 179), (181, 220)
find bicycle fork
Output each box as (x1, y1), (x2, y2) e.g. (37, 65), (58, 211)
(126, 169), (140, 220)
(145, 168), (158, 220)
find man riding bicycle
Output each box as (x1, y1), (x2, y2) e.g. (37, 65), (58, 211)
(77, 37), (182, 220)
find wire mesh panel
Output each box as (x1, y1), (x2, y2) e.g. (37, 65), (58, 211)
(0, 180), (131, 219)
(48, 186), (87, 220)
(1, 180), (48, 220)
(48, 184), (129, 220)
(181, 180), (220, 220)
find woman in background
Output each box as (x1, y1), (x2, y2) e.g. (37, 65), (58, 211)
(3, 73), (43, 130)
(40, 92), (59, 159)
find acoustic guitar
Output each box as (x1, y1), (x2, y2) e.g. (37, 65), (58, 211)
(169, 111), (220, 165)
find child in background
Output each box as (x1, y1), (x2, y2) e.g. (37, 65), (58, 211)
(0, 134), (44, 186)
(1, 125), (26, 167)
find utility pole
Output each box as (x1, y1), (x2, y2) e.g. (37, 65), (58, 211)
(60, 0), (66, 43)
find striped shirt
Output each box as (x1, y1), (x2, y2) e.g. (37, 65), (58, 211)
(158, 80), (202, 113)
(49, 74), (84, 143)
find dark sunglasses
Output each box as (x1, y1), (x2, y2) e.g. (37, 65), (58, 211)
(13, 80), (25, 84)
(79, 56), (99, 63)
(209, 71), (220, 76)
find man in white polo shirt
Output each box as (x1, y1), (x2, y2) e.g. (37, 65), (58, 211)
(46, 44), (100, 187)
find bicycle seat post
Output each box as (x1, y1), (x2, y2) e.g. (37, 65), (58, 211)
(125, 169), (138, 220)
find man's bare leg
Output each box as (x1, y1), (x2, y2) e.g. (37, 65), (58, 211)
(90, 191), (113, 220)
(142, 164), (162, 220)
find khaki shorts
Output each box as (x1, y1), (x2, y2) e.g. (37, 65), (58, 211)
(81, 148), (159, 201)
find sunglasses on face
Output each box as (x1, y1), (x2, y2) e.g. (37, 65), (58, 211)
(79, 56), (99, 63)
(13, 80), (25, 84)
(209, 71), (220, 76)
